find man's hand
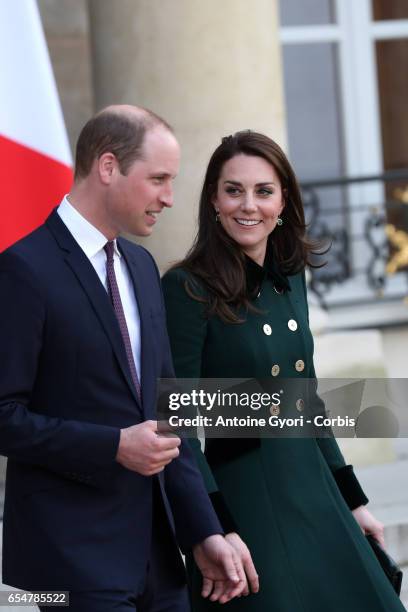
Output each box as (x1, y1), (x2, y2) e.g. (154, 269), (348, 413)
(352, 505), (385, 548)
(193, 534), (248, 604)
(116, 420), (180, 475)
(225, 532), (259, 596)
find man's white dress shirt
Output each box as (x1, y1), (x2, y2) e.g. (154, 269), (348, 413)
(58, 195), (142, 381)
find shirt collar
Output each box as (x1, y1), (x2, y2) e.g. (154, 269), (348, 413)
(57, 195), (121, 259)
(244, 241), (290, 298)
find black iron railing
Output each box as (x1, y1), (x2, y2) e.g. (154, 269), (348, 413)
(300, 169), (408, 308)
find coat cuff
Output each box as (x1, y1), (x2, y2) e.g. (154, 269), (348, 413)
(209, 491), (238, 534)
(333, 465), (369, 509)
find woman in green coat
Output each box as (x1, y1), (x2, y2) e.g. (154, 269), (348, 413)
(162, 131), (405, 611)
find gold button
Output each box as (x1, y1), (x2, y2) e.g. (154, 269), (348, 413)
(296, 398), (305, 412)
(263, 324), (272, 336)
(270, 404), (280, 416)
(288, 319), (298, 331)
(271, 364), (280, 377)
(295, 359), (305, 372)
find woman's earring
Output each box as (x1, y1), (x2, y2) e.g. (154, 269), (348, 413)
(277, 216), (283, 226)
(215, 209), (220, 223)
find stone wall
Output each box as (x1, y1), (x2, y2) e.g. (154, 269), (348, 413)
(37, 0), (93, 153)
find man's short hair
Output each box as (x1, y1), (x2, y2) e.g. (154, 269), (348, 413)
(74, 108), (173, 180)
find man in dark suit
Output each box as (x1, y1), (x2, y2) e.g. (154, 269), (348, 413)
(0, 106), (255, 611)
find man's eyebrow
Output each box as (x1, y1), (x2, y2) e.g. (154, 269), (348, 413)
(149, 171), (173, 178)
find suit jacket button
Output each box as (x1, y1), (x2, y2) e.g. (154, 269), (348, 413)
(263, 323), (272, 336)
(288, 319), (298, 331)
(296, 398), (305, 412)
(271, 364), (280, 377)
(295, 359), (305, 372)
(270, 404), (280, 416)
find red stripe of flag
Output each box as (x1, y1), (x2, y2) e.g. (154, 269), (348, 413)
(0, 134), (73, 252)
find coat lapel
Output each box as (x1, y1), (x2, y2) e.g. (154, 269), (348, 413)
(46, 211), (142, 411)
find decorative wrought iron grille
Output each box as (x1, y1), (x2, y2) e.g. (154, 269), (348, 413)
(301, 170), (408, 310)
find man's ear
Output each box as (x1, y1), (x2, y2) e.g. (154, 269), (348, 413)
(98, 152), (117, 185)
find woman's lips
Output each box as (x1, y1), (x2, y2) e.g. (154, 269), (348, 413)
(234, 218), (262, 227)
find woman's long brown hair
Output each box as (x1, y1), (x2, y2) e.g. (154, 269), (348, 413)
(171, 130), (320, 323)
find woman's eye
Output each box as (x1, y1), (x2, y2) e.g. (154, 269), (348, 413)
(258, 188), (273, 196)
(225, 187), (241, 195)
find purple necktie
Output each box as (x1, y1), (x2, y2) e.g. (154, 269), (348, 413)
(104, 241), (142, 401)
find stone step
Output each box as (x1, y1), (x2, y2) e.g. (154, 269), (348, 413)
(356, 459), (408, 608)
(400, 566), (407, 610)
(384, 523), (408, 567)
(356, 459), (408, 572)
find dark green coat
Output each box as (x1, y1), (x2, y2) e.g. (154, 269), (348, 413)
(162, 258), (405, 612)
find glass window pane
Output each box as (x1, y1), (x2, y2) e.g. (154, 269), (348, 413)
(279, 0), (336, 27)
(376, 39), (408, 171)
(282, 42), (347, 278)
(376, 38), (408, 273)
(282, 43), (344, 182)
(372, 0), (408, 21)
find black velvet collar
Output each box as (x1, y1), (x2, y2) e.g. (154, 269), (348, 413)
(244, 242), (290, 298)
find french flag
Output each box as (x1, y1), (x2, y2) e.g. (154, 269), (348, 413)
(0, 0), (73, 252)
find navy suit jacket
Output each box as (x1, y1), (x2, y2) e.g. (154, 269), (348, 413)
(0, 210), (221, 591)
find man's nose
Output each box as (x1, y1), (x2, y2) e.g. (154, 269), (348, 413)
(160, 184), (173, 208)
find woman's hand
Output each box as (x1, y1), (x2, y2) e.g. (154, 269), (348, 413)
(225, 532), (260, 596)
(352, 505), (385, 548)
(192, 534), (246, 604)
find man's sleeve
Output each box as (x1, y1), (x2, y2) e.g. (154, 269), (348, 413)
(160, 268), (237, 550)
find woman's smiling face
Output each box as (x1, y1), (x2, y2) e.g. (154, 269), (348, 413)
(212, 153), (285, 265)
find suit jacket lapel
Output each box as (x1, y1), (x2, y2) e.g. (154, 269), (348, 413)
(46, 211), (142, 411)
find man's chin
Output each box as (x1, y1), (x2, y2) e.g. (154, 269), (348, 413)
(128, 224), (153, 238)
